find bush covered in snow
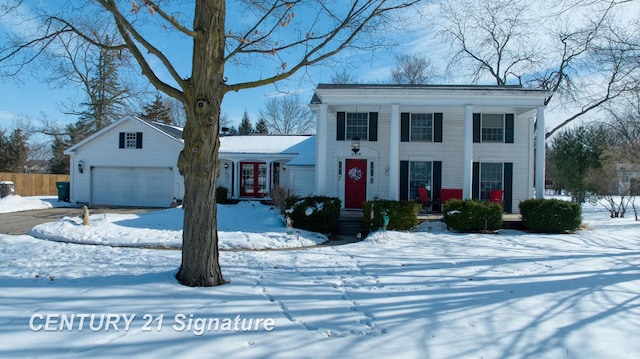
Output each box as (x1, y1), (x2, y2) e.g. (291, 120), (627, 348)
(285, 196), (341, 234)
(520, 199), (582, 233)
(443, 199), (503, 233)
(363, 200), (420, 231)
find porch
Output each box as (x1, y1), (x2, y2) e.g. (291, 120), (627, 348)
(335, 209), (523, 239)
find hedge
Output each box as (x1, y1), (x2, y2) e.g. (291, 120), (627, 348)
(363, 200), (420, 231)
(442, 199), (503, 233)
(519, 199), (581, 233)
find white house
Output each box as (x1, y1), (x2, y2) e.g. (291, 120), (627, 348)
(64, 116), (315, 207)
(217, 135), (315, 199)
(309, 84), (550, 213)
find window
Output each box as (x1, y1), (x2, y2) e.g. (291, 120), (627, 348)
(401, 112), (442, 142)
(410, 113), (433, 142)
(409, 161), (432, 200)
(346, 112), (369, 141)
(481, 114), (504, 142)
(473, 113), (514, 143)
(480, 163), (502, 201)
(125, 133), (137, 148)
(119, 132), (143, 149)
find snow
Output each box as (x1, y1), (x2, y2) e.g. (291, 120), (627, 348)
(27, 201), (327, 250)
(0, 195), (53, 213)
(1, 196), (639, 358)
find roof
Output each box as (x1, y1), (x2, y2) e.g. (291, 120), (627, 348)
(281, 136), (315, 166)
(219, 135), (312, 154)
(149, 122), (183, 141)
(64, 116), (184, 154)
(311, 83), (551, 109)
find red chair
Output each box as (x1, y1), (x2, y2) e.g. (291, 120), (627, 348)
(490, 189), (504, 204)
(418, 187), (432, 213)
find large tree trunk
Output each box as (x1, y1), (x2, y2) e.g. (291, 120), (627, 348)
(175, 0), (227, 287)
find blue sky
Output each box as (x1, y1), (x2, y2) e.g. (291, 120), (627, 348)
(0, 1), (433, 132)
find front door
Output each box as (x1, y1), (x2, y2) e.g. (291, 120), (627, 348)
(240, 162), (267, 197)
(345, 159), (367, 208)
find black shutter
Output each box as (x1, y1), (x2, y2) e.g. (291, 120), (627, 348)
(119, 132), (125, 148)
(503, 163), (513, 213)
(336, 112), (346, 141)
(369, 112), (378, 142)
(434, 113), (443, 142)
(473, 113), (481, 143)
(472, 162), (480, 200)
(505, 114), (514, 143)
(400, 161), (409, 201)
(432, 161), (442, 203)
(401, 113), (410, 142)
(136, 132), (143, 149)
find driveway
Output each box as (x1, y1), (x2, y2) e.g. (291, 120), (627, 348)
(0, 207), (157, 235)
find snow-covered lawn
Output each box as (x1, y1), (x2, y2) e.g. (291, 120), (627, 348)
(1, 197), (639, 358)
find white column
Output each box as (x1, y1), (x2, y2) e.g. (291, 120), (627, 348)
(315, 104), (328, 195)
(462, 105), (473, 199)
(535, 106), (546, 199)
(265, 160), (272, 197)
(389, 104), (400, 200)
(233, 160), (239, 198)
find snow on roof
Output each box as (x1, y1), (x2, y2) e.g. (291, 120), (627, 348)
(282, 136), (315, 166)
(219, 135), (312, 154)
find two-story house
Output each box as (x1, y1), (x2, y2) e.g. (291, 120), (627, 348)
(310, 84), (550, 213)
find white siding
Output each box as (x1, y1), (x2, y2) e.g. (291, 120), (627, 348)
(67, 118), (183, 207)
(320, 102), (538, 213)
(285, 166), (315, 197)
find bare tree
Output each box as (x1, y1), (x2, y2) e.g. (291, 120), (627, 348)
(438, 0), (539, 86)
(0, 0), (423, 286)
(437, 0), (640, 138)
(331, 68), (358, 84)
(166, 97), (187, 127)
(260, 95), (315, 134)
(391, 53), (439, 84)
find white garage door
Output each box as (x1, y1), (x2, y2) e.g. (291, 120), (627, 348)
(91, 167), (173, 207)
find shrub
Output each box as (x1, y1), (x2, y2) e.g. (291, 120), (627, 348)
(285, 196), (341, 234)
(363, 200), (420, 231)
(443, 199), (503, 233)
(270, 185), (295, 213)
(519, 199), (581, 233)
(215, 186), (228, 204)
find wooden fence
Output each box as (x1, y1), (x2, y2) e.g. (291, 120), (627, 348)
(0, 173), (70, 196)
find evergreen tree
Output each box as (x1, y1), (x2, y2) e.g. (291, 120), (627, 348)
(49, 137), (69, 174)
(0, 129), (8, 172)
(4, 129), (29, 173)
(237, 110), (254, 135)
(548, 125), (608, 202)
(255, 118), (269, 134)
(140, 93), (172, 124)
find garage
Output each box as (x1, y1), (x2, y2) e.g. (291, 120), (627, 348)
(91, 167), (174, 207)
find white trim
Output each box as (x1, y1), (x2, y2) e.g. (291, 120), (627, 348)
(535, 106), (546, 198)
(462, 105), (473, 199)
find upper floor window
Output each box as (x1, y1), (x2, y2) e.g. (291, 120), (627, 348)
(473, 113), (514, 143)
(346, 112), (369, 141)
(336, 112), (378, 142)
(119, 132), (143, 149)
(410, 113), (433, 142)
(125, 132), (137, 148)
(401, 112), (443, 143)
(481, 114), (504, 142)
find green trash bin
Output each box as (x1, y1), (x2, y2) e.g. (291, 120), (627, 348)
(56, 181), (70, 202)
